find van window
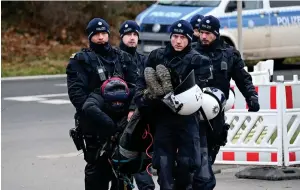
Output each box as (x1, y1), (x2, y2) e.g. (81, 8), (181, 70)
(244, 0), (263, 10)
(270, 1), (300, 8)
(157, 0), (221, 7)
(225, 0), (263, 12)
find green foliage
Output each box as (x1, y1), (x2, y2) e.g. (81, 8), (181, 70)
(1, 1), (154, 77)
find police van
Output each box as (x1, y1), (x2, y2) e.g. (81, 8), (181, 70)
(135, 0), (300, 62)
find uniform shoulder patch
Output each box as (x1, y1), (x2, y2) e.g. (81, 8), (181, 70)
(70, 53), (77, 59)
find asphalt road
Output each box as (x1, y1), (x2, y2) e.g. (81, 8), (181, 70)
(2, 70), (300, 190)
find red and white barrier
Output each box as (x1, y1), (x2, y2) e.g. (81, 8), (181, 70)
(230, 75), (300, 110)
(216, 75), (300, 167)
(230, 84), (294, 110)
(228, 60), (300, 110)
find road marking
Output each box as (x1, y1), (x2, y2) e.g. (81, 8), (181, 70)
(55, 83), (67, 87)
(4, 93), (68, 100)
(4, 96), (47, 102)
(37, 152), (83, 159)
(38, 99), (71, 104)
(3, 93), (70, 105)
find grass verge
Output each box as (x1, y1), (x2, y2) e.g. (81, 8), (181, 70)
(2, 59), (68, 77)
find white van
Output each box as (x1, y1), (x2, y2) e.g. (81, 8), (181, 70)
(135, 0), (300, 63)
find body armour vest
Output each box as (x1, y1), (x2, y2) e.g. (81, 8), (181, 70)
(193, 43), (234, 99)
(74, 48), (136, 94)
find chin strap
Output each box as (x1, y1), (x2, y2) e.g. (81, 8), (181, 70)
(199, 107), (214, 131)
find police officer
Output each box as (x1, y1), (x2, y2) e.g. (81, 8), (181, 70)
(66, 18), (139, 190)
(190, 14), (204, 42)
(118, 20), (156, 190)
(134, 20), (212, 190)
(192, 15), (260, 189)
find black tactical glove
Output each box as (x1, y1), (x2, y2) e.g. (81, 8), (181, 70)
(247, 95), (260, 112)
(219, 123), (230, 146)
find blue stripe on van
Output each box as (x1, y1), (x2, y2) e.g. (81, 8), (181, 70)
(137, 4), (300, 29)
(219, 10), (300, 29)
(139, 4), (214, 24)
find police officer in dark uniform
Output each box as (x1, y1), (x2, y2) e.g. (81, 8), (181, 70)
(192, 15), (260, 189)
(66, 18), (139, 190)
(190, 14), (204, 43)
(119, 20), (147, 73)
(118, 20), (156, 190)
(134, 19), (212, 190)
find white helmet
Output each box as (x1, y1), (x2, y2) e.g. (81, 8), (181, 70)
(162, 70), (203, 115)
(224, 88), (235, 112)
(199, 87), (226, 120)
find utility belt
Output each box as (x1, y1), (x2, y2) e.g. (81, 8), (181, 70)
(69, 116), (107, 153)
(70, 114), (121, 159)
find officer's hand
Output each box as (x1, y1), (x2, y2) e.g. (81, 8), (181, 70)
(111, 134), (118, 142)
(111, 131), (121, 143)
(247, 95), (260, 112)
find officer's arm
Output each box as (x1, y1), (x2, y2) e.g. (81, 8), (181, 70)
(192, 54), (212, 89)
(231, 50), (257, 99)
(122, 54), (139, 111)
(134, 51), (156, 109)
(141, 55), (148, 69)
(66, 54), (89, 111)
(82, 93), (117, 138)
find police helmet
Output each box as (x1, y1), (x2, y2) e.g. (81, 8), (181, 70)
(199, 87), (226, 120)
(162, 70), (203, 115)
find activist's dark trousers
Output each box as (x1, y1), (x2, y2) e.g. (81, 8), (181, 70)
(134, 170), (155, 190)
(152, 114), (201, 190)
(84, 147), (133, 190)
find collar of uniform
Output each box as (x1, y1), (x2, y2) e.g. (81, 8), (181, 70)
(197, 38), (224, 52)
(119, 41), (137, 56)
(96, 50), (118, 64)
(90, 41), (113, 56)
